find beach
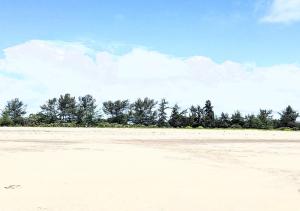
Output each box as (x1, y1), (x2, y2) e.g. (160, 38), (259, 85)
(0, 127), (300, 211)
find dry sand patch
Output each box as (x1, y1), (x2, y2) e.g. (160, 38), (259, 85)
(0, 128), (300, 211)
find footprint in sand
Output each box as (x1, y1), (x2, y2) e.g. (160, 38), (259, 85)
(4, 185), (21, 189)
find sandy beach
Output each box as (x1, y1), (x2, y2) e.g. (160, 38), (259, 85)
(0, 127), (300, 211)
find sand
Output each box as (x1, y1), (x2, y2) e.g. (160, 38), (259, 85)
(0, 127), (300, 211)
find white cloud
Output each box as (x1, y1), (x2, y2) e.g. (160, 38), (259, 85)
(261, 0), (300, 23)
(0, 40), (300, 115)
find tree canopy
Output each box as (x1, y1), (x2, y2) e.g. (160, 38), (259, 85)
(279, 105), (299, 128)
(1, 98), (26, 125)
(157, 98), (169, 127)
(0, 94), (299, 130)
(103, 100), (129, 124)
(130, 98), (157, 126)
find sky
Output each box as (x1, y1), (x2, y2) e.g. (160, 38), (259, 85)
(1, 0), (300, 115)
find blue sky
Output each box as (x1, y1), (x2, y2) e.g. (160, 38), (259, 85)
(1, 0), (300, 114)
(1, 0), (300, 65)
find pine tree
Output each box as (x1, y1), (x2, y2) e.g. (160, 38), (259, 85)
(2, 98), (26, 125)
(103, 100), (129, 124)
(231, 111), (244, 127)
(130, 98), (157, 126)
(157, 98), (169, 127)
(189, 105), (203, 127)
(77, 95), (98, 126)
(279, 105), (299, 128)
(203, 100), (215, 128)
(58, 94), (77, 122)
(168, 104), (188, 128)
(257, 109), (273, 129)
(216, 112), (230, 128)
(39, 98), (58, 124)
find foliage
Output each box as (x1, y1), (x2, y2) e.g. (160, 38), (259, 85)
(39, 98), (59, 124)
(203, 100), (215, 128)
(0, 95), (299, 130)
(130, 98), (157, 126)
(231, 124), (243, 129)
(2, 98), (26, 125)
(25, 113), (43, 127)
(157, 98), (169, 127)
(58, 94), (77, 123)
(231, 111), (244, 128)
(189, 105), (203, 128)
(279, 105), (299, 128)
(216, 112), (230, 128)
(168, 104), (189, 128)
(257, 109), (274, 129)
(103, 100), (129, 124)
(77, 94), (98, 126)
(244, 114), (261, 129)
(0, 112), (13, 126)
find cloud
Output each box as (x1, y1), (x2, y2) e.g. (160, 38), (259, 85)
(261, 0), (300, 23)
(1, 40), (300, 115)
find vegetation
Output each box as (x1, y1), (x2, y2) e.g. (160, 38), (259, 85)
(1, 98), (26, 126)
(0, 94), (299, 130)
(157, 98), (169, 127)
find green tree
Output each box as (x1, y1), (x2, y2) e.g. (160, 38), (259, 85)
(257, 109), (273, 129)
(77, 95), (98, 126)
(216, 112), (230, 128)
(0, 112), (13, 126)
(244, 114), (261, 129)
(168, 104), (188, 128)
(244, 114), (254, 128)
(39, 98), (58, 124)
(103, 100), (129, 124)
(203, 100), (215, 128)
(2, 98), (26, 125)
(279, 105), (299, 128)
(189, 105), (203, 127)
(130, 98), (157, 126)
(231, 111), (244, 127)
(58, 94), (77, 122)
(26, 113), (43, 127)
(157, 98), (169, 127)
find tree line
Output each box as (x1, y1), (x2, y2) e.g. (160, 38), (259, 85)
(0, 93), (299, 130)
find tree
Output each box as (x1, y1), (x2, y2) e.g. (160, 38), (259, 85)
(244, 114), (261, 129)
(216, 112), (230, 128)
(58, 94), (77, 122)
(2, 98), (26, 125)
(279, 105), (299, 128)
(203, 100), (215, 128)
(0, 112), (13, 126)
(189, 105), (203, 127)
(157, 98), (169, 127)
(257, 109), (273, 129)
(77, 95), (98, 126)
(26, 113), (43, 127)
(39, 98), (58, 124)
(231, 111), (244, 127)
(103, 100), (129, 124)
(168, 104), (188, 128)
(130, 98), (157, 126)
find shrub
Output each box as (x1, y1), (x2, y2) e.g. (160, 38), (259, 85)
(231, 124), (242, 129)
(0, 113), (13, 126)
(277, 127), (293, 131)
